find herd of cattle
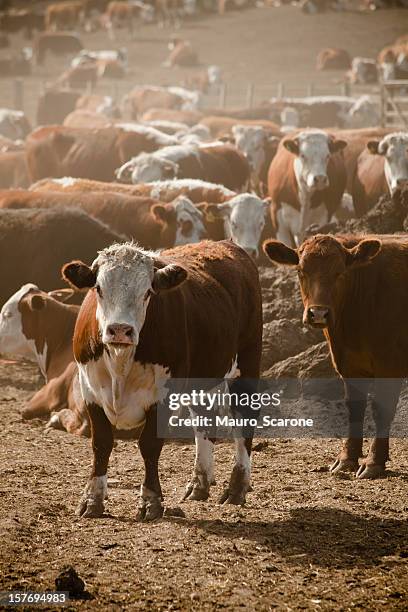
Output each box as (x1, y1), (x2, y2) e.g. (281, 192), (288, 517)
(0, 3), (407, 519)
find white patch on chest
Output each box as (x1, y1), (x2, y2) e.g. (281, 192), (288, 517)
(278, 201), (327, 246)
(78, 356), (171, 430)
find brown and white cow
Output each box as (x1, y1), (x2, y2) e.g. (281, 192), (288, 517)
(63, 109), (112, 129)
(76, 94), (120, 117)
(103, 1), (153, 40)
(352, 132), (408, 211)
(115, 143), (250, 192)
(346, 57), (378, 84)
(62, 240), (262, 518)
(268, 130), (347, 246)
(264, 233), (408, 479)
(45, 2), (84, 31)
(231, 125), (280, 192)
(0, 189), (207, 249)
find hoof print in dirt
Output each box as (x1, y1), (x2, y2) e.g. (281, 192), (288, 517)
(55, 566), (85, 598)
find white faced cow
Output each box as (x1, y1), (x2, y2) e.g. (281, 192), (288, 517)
(268, 130), (347, 246)
(232, 125), (278, 191)
(367, 132), (408, 195)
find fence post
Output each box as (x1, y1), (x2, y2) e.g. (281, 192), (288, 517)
(246, 83), (254, 108)
(13, 79), (24, 111)
(341, 81), (350, 97)
(307, 83), (314, 96)
(219, 82), (227, 108)
(277, 82), (285, 98)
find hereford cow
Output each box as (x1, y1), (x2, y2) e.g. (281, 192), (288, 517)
(264, 233), (408, 479)
(352, 132), (408, 212)
(36, 89), (82, 126)
(122, 86), (201, 120)
(103, 1), (153, 39)
(201, 116), (281, 140)
(62, 239), (262, 518)
(316, 48), (351, 71)
(268, 130), (347, 246)
(346, 57), (378, 84)
(0, 109), (31, 140)
(76, 94), (120, 117)
(34, 32), (84, 65)
(184, 66), (223, 94)
(378, 43), (408, 81)
(231, 125), (280, 193)
(45, 2), (84, 30)
(0, 189), (207, 249)
(141, 108), (203, 126)
(31, 177), (236, 204)
(25, 125), (178, 183)
(0, 207), (124, 308)
(115, 143), (250, 192)
(63, 109), (112, 128)
(72, 48), (128, 69)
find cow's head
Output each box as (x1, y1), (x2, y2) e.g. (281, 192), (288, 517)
(115, 153), (180, 184)
(153, 196), (206, 246)
(232, 125), (269, 177)
(367, 132), (408, 194)
(205, 193), (270, 259)
(283, 130), (347, 192)
(263, 234), (381, 329)
(62, 243), (188, 351)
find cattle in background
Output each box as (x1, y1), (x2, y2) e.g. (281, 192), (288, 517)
(45, 2), (84, 31)
(184, 66), (223, 94)
(63, 109), (112, 128)
(36, 89), (82, 126)
(200, 116), (281, 139)
(115, 143), (251, 192)
(0, 49), (32, 77)
(34, 32), (84, 65)
(346, 57), (378, 84)
(141, 108), (203, 126)
(0, 189), (207, 249)
(264, 233), (408, 479)
(316, 48), (351, 71)
(76, 94), (120, 117)
(72, 48), (128, 69)
(31, 177), (236, 204)
(231, 125), (280, 193)
(0, 207), (124, 308)
(378, 41), (408, 81)
(0, 151), (29, 188)
(0, 135), (25, 152)
(268, 130), (347, 246)
(122, 86), (201, 120)
(25, 124), (178, 183)
(163, 38), (198, 67)
(0, 9), (45, 39)
(0, 109), (31, 140)
(352, 132), (408, 212)
(62, 239), (262, 518)
(55, 61), (99, 89)
(102, 1), (154, 40)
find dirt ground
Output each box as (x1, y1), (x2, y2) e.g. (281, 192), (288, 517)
(1, 4), (408, 123)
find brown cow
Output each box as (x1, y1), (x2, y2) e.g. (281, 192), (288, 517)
(34, 32), (84, 65)
(0, 9), (45, 39)
(122, 86), (199, 120)
(0, 207), (124, 308)
(264, 233), (408, 479)
(163, 38), (198, 67)
(62, 239), (262, 518)
(45, 2), (84, 31)
(141, 108), (203, 126)
(76, 93), (120, 117)
(316, 48), (351, 71)
(267, 130), (347, 246)
(36, 89), (82, 126)
(103, 1), (152, 39)
(0, 151), (29, 188)
(0, 189), (207, 249)
(201, 116), (281, 139)
(25, 124), (178, 183)
(63, 109), (112, 128)
(31, 176), (236, 204)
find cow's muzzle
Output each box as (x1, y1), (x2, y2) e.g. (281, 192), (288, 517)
(304, 306), (329, 328)
(106, 323), (135, 345)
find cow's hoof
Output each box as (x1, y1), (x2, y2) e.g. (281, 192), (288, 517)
(136, 498), (163, 522)
(356, 463), (385, 479)
(329, 458), (359, 475)
(76, 499), (104, 518)
(218, 488), (246, 505)
(182, 482), (210, 502)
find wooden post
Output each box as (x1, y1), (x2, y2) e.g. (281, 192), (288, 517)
(277, 82), (285, 98)
(13, 79), (24, 111)
(307, 83), (314, 96)
(246, 83), (254, 108)
(219, 82), (227, 108)
(342, 81), (350, 97)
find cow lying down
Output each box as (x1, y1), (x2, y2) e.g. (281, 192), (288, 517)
(62, 240), (263, 519)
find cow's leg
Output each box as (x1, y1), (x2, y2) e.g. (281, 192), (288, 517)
(183, 432), (215, 502)
(137, 405), (164, 521)
(330, 379), (368, 474)
(77, 403), (113, 518)
(356, 379), (401, 479)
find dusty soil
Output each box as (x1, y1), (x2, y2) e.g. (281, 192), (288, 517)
(1, 4), (408, 123)
(1, 263), (407, 610)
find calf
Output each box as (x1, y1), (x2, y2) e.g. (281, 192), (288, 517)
(268, 130), (347, 246)
(62, 240), (262, 519)
(264, 233), (408, 479)
(352, 132), (408, 211)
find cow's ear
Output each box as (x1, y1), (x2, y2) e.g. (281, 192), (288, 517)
(204, 203), (230, 221)
(367, 140), (380, 154)
(27, 293), (46, 311)
(152, 203), (176, 224)
(345, 239), (381, 268)
(283, 138), (299, 155)
(152, 264), (187, 292)
(329, 139), (347, 154)
(62, 260), (97, 290)
(47, 288), (75, 303)
(263, 240), (299, 266)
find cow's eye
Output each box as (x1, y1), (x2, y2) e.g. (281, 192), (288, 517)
(96, 285), (102, 298)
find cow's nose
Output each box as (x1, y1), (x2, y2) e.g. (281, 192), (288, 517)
(305, 307), (329, 328)
(106, 323), (135, 344)
(313, 175), (329, 188)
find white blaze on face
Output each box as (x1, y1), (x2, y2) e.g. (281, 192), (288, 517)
(232, 125), (266, 179)
(215, 194), (268, 258)
(173, 196), (206, 245)
(0, 284), (40, 361)
(378, 133), (408, 194)
(293, 131), (331, 192)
